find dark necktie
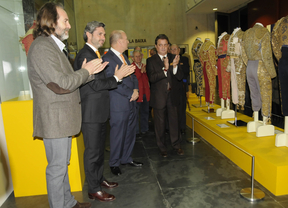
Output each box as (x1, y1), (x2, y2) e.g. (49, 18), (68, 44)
(63, 47), (68, 58)
(162, 56), (171, 90)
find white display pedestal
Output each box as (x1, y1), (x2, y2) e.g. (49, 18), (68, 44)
(247, 111), (263, 132)
(256, 124), (274, 137)
(247, 112), (275, 137)
(221, 99), (234, 119)
(216, 98), (225, 117)
(275, 116), (288, 147)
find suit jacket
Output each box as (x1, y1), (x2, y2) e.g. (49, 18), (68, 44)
(146, 53), (183, 109)
(74, 44), (117, 123)
(132, 62), (150, 102)
(27, 35), (90, 138)
(102, 49), (138, 112)
(180, 55), (190, 91)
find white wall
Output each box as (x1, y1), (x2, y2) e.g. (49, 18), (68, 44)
(0, 0), (27, 205)
(0, 103), (13, 206)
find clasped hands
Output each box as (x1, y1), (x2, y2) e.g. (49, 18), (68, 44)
(163, 55), (180, 70)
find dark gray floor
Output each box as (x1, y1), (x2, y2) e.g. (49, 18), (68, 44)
(2, 121), (288, 208)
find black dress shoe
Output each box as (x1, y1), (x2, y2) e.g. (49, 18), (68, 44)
(136, 133), (142, 139)
(174, 148), (184, 155)
(88, 191), (115, 202)
(181, 129), (186, 134)
(101, 180), (118, 189)
(128, 160), (143, 167)
(160, 151), (168, 158)
(110, 167), (121, 175)
(72, 201), (91, 208)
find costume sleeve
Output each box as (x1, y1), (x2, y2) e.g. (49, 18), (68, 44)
(261, 32), (277, 78)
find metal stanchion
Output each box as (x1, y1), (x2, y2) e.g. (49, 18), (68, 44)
(195, 120), (265, 203)
(186, 116), (200, 144)
(240, 156), (265, 202)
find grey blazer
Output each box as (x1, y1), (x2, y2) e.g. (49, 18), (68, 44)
(27, 35), (90, 139)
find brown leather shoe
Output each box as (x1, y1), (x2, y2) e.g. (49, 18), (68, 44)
(101, 180), (118, 189)
(72, 201), (91, 208)
(160, 151), (168, 158)
(88, 191), (115, 202)
(175, 148), (184, 155)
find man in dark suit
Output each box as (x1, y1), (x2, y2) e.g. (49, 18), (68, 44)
(74, 22), (134, 202)
(146, 34), (184, 158)
(28, 3), (108, 208)
(170, 44), (190, 134)
(103, 30), (143, 176)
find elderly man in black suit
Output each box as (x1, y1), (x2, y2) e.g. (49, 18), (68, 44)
(74, 21), (134, 202)
(146, 34), (184, 158)
(170, 44), (190, 135)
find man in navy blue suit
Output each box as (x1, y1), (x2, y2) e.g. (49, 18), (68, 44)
(103, 30), (143, 176)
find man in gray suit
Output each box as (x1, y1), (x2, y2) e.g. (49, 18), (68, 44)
(27, 2), (107, 208)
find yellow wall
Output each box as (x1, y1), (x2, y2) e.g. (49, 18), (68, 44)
(74, 0), (188, 49)
(1, 100), (85, 197)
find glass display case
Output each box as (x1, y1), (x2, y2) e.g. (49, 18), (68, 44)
(0, 0), (76, 102)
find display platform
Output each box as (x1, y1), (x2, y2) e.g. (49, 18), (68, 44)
(186, 94), (288, 196)
(1, 100), (85, 197)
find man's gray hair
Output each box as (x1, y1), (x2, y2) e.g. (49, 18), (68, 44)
(83, 21), (105, 42)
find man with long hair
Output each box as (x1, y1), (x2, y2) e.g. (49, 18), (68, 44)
(27, 2), (107, 208)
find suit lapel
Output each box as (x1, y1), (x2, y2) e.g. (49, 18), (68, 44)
(109, 49), (124, 67)
(47, 36), (72, 70)
(84, 44), (98, 58)
(155, 54), (165, 68)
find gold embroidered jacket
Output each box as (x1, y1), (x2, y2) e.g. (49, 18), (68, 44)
(192, 39), (203, 60)
(241, 24), (276, 79)
(272, 16), (288, 61)
(198, 40), (217, 75)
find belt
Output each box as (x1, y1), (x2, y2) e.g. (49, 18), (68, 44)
(218, 54), (227, 58)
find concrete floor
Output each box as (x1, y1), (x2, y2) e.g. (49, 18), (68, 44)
(2, 122), (288, 208)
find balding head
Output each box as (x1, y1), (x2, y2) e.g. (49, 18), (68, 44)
(109, 30), (128, 53)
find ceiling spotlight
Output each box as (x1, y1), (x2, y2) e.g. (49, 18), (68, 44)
(213, 8), (218, 11)
(14, 15), (19, 21)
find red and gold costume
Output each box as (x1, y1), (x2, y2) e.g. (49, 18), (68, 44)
(198, 39), (217, 104)
(217, 32), (231, 100)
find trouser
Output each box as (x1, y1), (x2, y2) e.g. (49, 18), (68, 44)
(153, 92), (181, 152)
(43, 137), (76, 208)
(246, 60), (272, 117)
(136, 94), (150, 134)
(109, 103), (137, 167)
(279, 46), (288, 115)
(194, 60), (203, 97)
(82, 122), (106, 193)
